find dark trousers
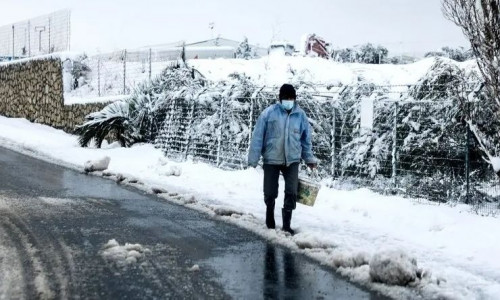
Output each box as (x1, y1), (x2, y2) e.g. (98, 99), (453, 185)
(263, 163), (299, 211)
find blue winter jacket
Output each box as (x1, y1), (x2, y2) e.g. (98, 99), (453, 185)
(248, 103), (317, 167)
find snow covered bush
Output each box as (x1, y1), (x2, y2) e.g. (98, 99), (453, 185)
(393, 59), (492, 201)
(61, 54), (92, 92)
(337, 84), (394, 178)
(75, 100), (137, 148)
(328, 59), (496, 202)
(155, 72), (274, 167)
(76, 61), (206, 148)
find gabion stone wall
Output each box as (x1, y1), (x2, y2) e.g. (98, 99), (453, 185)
(0, 57), (109, 133)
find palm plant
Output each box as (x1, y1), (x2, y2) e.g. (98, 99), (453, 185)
(75, 100), (138, 147)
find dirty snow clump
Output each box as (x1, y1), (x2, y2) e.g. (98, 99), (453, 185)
(101, 239), (151, 266)
(369, 250), (420, 286)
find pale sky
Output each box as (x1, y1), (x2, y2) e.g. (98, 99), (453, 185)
(0, 0), (470, 56)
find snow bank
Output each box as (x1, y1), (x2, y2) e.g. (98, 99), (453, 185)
(1, 116), (499, 299)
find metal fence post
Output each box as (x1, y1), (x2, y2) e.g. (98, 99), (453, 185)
(331, 106), (336, 177)
(27, 21), (31, 57)
(184, 99), (196, 160)
(216, 98), (225, 166)
(123, 49), (127, 95)
(465, 101), (470, 204)
(48, 17), (51, 53)
(392, 101), (398, 186)
(164, 98), (177, 156)
(149, 48), (152, 81)
(246, 98), (254, 161)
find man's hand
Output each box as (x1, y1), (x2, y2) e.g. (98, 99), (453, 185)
(248, 162), (258, 169)
(307, 163), (317, 169)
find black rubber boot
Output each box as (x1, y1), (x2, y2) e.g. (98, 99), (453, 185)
(266, 204), (276, 229)
(282, 208), (294, 235)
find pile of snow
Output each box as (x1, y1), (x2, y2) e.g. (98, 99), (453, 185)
(154, 158), (182, 177)
(369, 250), (420, 286)
(1, 116), (500, 299)
(84, 156), (111, 172)
(332, 251), (370, 269)
(100, 239), (150, 266)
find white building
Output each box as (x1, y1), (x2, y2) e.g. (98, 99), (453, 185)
(183, 37), (268, 59)
(268, 41), (296, 56)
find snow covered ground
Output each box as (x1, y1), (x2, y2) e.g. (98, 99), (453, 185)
(0, 116), (499, 299)
(189, 55), (442, 87)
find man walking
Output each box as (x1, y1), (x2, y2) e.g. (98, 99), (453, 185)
(248, 84), (317, 235)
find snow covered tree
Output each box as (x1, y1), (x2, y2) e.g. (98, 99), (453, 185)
(424, 51), (446, 59)
(235, 37), (253, 59)
(425, 47), (473, 61)
(70, 54), (91, 90)
(356, 43), (388, 64)
(442, 0), (500, 174)
(333, 44), (388, 64)
(441, 46), (474, 61)
(333, 48), (355, 62)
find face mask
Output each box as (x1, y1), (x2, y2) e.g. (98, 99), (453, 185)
(281, 100), (294, 110)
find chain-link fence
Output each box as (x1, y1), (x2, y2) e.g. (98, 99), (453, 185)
(67, 47), (183, 98)
(0, 10), (70, 60)
(154, 85), (500, 216)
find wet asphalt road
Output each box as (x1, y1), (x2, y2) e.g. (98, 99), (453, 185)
(0, 147), (387, 299)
